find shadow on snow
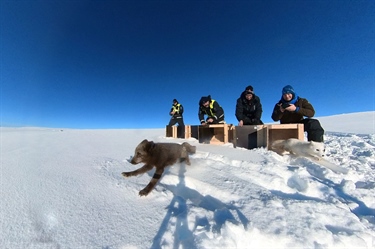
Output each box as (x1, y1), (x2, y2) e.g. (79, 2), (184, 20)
(150, 163), (249, 249)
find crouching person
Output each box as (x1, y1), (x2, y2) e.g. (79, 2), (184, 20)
(198, 95), (225, 125)
(235, 85), (264, 126)
(271, 85), (324, 142)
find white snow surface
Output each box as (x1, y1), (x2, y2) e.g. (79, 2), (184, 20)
(1, 112), (375, 249)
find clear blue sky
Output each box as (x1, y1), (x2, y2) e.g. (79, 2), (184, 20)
(1, 0), (374, 129)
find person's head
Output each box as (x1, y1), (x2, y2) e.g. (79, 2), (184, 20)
(200, 95), (211, 107)
(245, 90), (254, 100)
(173, 99), (178, 105)
(245, 85), (253, 92)
(282, 85), (295, 101)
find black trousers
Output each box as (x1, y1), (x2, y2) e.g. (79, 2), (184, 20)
(168, 118), (185, 138)
(300, 118), (324, 142)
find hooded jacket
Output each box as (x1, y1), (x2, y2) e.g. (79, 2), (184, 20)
(170, 102), (184, 119)
(198, 96), (225, 124)
(235, 91), (263, 125)
(271, 96), (315, 123)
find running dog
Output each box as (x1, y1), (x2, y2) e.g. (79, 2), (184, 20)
(122, 139), (196, 196)
(271, 138), (325, 160)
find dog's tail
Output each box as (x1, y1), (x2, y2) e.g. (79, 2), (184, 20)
(182, 142), (196, 154)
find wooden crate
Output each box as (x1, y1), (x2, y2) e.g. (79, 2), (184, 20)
(166, 125), (177, 138)
(196, 124), (235, 144)
(233, 125), (267, 149)
(234, 124), (304, 149)
(266, 124), (304, 149)
(165, 125), (192, 139)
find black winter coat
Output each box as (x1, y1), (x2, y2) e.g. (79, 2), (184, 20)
(198, 100), (225, 124)
(170, 103), (184, 119)
(235, 93), (263, 125)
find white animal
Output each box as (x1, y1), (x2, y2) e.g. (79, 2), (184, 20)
(271, 138), (325, 160)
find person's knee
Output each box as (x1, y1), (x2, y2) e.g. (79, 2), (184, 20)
(304, 119), (324, 130)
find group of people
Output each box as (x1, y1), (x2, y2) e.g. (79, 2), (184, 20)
(168, 85), (325, 143)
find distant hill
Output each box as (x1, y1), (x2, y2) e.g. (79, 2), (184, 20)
(318, 111), (374, 134)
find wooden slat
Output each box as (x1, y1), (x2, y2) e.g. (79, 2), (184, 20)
(266, 124), (300, 129)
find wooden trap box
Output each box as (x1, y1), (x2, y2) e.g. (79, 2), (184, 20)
(266, 124), (304, 149)
(234, 125), (267, 149)
(189, 124), (235, 144)
(234, 124), (304, 149)
(165, 125), (192, 139)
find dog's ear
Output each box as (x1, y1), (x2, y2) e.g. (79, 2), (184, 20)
(145, 141), (156, 152)
(141, 139), (148, 144)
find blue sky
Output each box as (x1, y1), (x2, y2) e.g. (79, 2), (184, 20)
(1, 0), (374, 129)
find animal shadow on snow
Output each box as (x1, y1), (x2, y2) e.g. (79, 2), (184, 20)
(150, 163), (249, 249)
(313, 176), (375, 224)
(282, 157), (375, 226)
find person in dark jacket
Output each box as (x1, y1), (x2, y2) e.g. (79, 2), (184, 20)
(235, 85), (263, 126)
(168, 99), (185, 137)
(168, 99), (184, 126)
(271, 85), (324, 142)
(198, 95), (225, 125)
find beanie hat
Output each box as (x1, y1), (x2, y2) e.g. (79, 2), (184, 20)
(199, 95), (211, 105)
(245, 85), (254, 91)
(282, 85), (295, 97)
(245, 89), (254, 95)
(173, 99), (178, 103)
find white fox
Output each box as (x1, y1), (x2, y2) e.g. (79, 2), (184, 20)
(271, 138), (325, 160)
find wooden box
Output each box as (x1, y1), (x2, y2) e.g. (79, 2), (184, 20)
(234, 124), (304, 149)
(166, 125), (177, 138)
(233, 125), (267, 149)
(165, 125), (192, 139)
(196, 124), (235, 144)
(266, 124), (304, 149)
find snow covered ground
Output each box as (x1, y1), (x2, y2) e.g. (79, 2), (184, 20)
(1, 112), (374, 249)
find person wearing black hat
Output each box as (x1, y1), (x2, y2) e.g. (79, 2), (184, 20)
(198, 95), (225, 125)
(235, 85), (263, 126)
(168, 99), (185, 137)
(271, 85), (324, 142)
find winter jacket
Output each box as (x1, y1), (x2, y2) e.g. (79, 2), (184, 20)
(271, 97), (315, 123)
(198, 100), (225, 124)
(235, 92), (263, 125)
(170, 103), (184, 119)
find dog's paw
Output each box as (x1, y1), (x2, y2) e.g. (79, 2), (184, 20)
(125, 156), (133, 163)
(121, 172), (131, 177)
(139, 189), (150, 197)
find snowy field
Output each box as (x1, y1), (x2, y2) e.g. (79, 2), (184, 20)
(1, 112), (374, 249)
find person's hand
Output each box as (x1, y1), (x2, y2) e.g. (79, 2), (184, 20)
(201, 122), (207, 126)
(279, 104), (285, 113)
(285, 104), (296, 112)
(238, 120), (244, 126)
(207, 118), (214, 123)
(171, 111), (175, 115)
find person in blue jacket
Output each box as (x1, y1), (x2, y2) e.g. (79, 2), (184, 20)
(271, 85), (324, 142)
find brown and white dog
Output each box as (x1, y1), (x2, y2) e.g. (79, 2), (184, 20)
(122, 139), (196, 196)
